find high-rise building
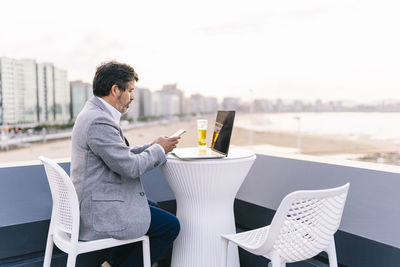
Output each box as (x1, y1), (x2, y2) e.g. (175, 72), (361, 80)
(125, 87), (140, 123)
(184, 94), (218, 115)
(182, 96), (192, 115)
(293, 100), (304, 112)
(70, 81), (93, 119)
(137, 87), (152, 118)
(152, 89), (180, 117)
(254, 99), (274, 112)
(203, 97), (219, 113)
(151, 91), (162, 117)
(37, 63), (53, 122)
(54, 68), (70, 122)
(37, 63), (70, 122)
(164, 94), (180, 117)
(222, 97), (241, 110)
(0, 57), (38, 124)
(190, 94), (206, 114)
(161, 83), (184, 114)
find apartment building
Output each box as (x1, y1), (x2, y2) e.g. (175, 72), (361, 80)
(0, 58), (38, 124)
(137, 87), (152, 117)
(37, 63), (70, 123)
(70, 80), (93, 119)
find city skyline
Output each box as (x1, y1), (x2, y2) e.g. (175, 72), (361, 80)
(2, 55), (400, 129)
(1, 0), (400, 102)
(0, 57), (70, 125)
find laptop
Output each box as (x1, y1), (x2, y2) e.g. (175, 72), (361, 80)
(171, 110), (235, 160)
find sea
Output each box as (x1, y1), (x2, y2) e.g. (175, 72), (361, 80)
(235, 112), (400, 144)
(235, 112), (400, 165)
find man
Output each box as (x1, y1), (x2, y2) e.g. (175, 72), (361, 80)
(71, 61), (180, 266)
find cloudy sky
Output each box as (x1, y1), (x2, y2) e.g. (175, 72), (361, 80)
(1, 0), (399, 102)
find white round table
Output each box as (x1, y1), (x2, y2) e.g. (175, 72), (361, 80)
(161, 148), (256, 267)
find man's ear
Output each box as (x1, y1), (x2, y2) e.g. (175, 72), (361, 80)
(110, 85), (119, 97)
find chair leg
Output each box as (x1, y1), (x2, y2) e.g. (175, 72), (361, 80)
(220, 238), (229, 267)
(142, 237), (151, 267)
(43, 233), (54, 267)
(269, 252), (281, 267)
(326, 239), (338, 267)
(66, 253), (77, 267)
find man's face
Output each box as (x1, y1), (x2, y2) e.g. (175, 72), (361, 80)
(116, 81), (135, 114)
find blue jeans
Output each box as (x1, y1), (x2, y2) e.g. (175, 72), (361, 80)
(108, 200), (180, 267)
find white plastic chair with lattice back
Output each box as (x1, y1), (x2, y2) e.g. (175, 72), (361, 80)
(221, 183), (349, 267)
(40, 156), (151, 267)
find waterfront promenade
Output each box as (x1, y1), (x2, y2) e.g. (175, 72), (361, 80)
(0, 116), (399, 164)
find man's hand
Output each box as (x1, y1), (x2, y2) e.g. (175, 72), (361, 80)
(152, 136), (180, 154)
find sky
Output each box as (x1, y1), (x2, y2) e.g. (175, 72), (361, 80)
(1, 0), (400, 102)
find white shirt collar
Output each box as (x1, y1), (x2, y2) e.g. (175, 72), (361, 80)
(97, 96), (121, 124)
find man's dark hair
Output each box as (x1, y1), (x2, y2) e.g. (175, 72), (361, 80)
(92, 61), (139, 97)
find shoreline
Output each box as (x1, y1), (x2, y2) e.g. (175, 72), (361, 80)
(0, 118), (399, 163)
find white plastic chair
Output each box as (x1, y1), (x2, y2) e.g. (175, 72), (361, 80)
(40, 156), (151, 267)
(221, 183), (350, 267)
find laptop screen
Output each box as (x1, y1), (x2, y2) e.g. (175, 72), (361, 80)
(211, 110), (235, 156)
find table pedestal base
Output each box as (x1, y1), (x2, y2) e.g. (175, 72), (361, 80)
(171, 200), (240, 267)
(162, 151), (256, 267)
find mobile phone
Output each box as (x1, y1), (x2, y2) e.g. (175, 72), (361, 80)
(171, 129), (186, 137)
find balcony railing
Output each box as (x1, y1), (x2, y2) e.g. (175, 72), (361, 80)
(1, 152), (400, 266)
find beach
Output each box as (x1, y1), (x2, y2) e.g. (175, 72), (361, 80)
(1, 116), (400, 164)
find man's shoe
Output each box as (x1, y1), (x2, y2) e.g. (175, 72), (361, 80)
(101, 261), (112, 267)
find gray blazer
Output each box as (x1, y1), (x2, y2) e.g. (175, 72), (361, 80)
(71, 96), (166, 241)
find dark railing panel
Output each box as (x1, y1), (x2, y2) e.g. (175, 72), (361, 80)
(237, 154), (400, 249)
(1, 155), (400, 266)
(0, 162), (173, 266)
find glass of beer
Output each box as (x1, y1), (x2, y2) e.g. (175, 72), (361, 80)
(211, 121), (223, 148)
(197, 119), (207, 150)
